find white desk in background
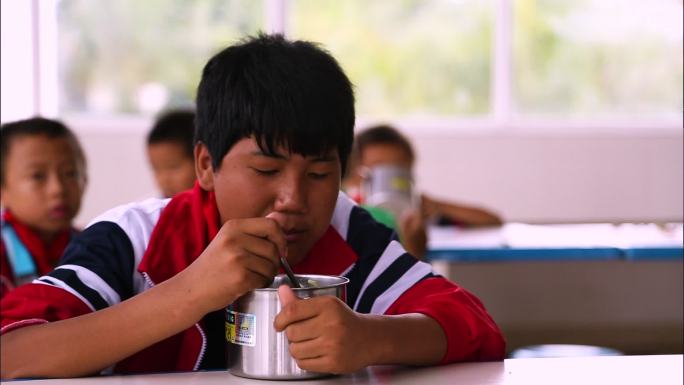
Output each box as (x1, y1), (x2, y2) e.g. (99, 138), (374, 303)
(427, 222), (683, 275)
(10, 355), (683, 385)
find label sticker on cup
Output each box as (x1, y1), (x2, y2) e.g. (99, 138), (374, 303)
(225, 309), (256, 347)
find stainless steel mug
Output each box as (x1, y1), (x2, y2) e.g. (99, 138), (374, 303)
(361, 164), (415, 220)
(226, 274), (349, 380)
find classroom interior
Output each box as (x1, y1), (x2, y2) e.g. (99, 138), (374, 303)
(1, 0), (682, 360)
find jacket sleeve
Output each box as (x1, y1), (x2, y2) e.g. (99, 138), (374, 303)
(1, 283), (92, 333)
(384, 276), (506, 363)
(1, 221), (136, 334)
(343, 203), (505, 362)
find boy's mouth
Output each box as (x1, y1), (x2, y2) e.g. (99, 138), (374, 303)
(283, 229), (306, 243)
(48, 204), (70, 219)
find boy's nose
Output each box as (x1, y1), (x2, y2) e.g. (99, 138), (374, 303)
(274, 177), (307, 213)
(47, 173), (66, 196)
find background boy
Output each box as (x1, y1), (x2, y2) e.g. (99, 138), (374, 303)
(1, 34), (504, 379)
(0, 117), (87, 298)
(344, 124), (503, 256)
(146, 109), (197, 198)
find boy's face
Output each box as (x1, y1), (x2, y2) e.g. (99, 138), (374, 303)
(199, 137), (341, 265)
(147, 142), (196, 198)
(360, 143), (413, 170)
(349, 143), (413, 187)
(0, 135), (86, 240)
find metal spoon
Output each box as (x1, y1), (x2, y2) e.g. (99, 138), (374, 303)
(280, 256), (301, 288)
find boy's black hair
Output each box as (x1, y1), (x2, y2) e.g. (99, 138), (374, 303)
(147, 109), (196, 158)
(195, 33), (355, 176)
(0, 117), (86, 186)
(352, 124), (415, 166)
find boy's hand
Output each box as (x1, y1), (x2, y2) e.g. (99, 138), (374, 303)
(420, 194), (441, 218)
(181, 218), (287, 313)
(274, 286), (374, 374)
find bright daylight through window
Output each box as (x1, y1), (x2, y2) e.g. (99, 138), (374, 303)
(49, 0), (684, 127)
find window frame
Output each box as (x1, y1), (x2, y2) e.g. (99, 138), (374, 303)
(16, 0), (684, 134)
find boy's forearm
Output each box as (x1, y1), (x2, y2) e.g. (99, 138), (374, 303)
(438, 202), (502, 226)
(361, 313), (447, 366)
(0, 273), (205, 379)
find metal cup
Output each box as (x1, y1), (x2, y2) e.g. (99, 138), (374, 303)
(226, 274), (349, 380)
(361, 164), (416, 220)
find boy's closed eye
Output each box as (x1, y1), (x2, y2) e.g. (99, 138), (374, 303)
(307, 169), (332, 180)
(62, 168), (82, 181)
(247, 149), (338, 179)
(251, 167), (279, 176)
(30, 172), (47, 182)
(24, 168), (47, 182)
(249, 166), (333, 180)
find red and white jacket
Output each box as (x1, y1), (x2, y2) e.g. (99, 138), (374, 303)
(1, 184), (505, 373)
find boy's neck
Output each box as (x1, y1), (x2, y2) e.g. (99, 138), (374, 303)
(16, 219), (67, 246)
(36, 230), (61, 245)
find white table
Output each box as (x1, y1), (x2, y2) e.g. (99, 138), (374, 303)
(427, 223), (683, 276)
(9, 355), (682, 385)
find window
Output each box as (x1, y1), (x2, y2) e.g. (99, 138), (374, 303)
(289, 0), (493, 119)
(513, 0), (683, 119)
(3, 0), (682, 128)
(57, 0), (263, 116)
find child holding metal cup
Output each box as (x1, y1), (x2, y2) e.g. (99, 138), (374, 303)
(344, 125), (503, 258)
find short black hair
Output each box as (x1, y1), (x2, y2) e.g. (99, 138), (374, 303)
(352, 124), (415, 168)
(147, 109), (196, 158)
(0, 117), (86, 186)
(195, 33), (355, 175)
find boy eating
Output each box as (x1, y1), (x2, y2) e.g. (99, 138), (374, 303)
(1, 34), (504, 379)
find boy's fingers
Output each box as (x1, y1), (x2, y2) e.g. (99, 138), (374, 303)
(229, 218), (287, 257)
(242, 252), (279, 282)
(274, 293), (323, 331)
(242, 235), (282, 271)
(295, 356), (335, 374)
(283, 317), (319, 343)
(278, 285), (299, 306)
(288, 338), (325, 360)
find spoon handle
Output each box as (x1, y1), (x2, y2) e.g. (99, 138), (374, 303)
(280, 256), (301, 288)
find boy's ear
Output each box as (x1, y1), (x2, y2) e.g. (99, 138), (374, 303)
(194, 143), (215, 191)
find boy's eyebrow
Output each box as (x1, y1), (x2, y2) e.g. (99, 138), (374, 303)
(250, 150), (287, 160)
(310, 155), (336, 162)
(250, 151), (336, 162)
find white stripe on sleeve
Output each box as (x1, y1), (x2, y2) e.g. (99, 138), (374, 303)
(370, 261), (433, 315)
(352, 240), (405, 311)
(330, 191), (356, 241)
(87, 197), (168, 294)
(32, 277), (96, 312)
(56, 264), (122, 306)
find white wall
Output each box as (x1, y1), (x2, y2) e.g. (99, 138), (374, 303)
(71, 121), (684, 227)
(75, 129), (157, 227)
(410, 131), (684, 223)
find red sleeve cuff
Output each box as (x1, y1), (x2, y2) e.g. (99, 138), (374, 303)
(385, 277), (506, 363)
(1, 283), (92, 332)
(1, 318), (48, 334)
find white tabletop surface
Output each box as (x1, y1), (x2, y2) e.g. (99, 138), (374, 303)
(428, 222), (684, 249)
(6, 355), (682, 385)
